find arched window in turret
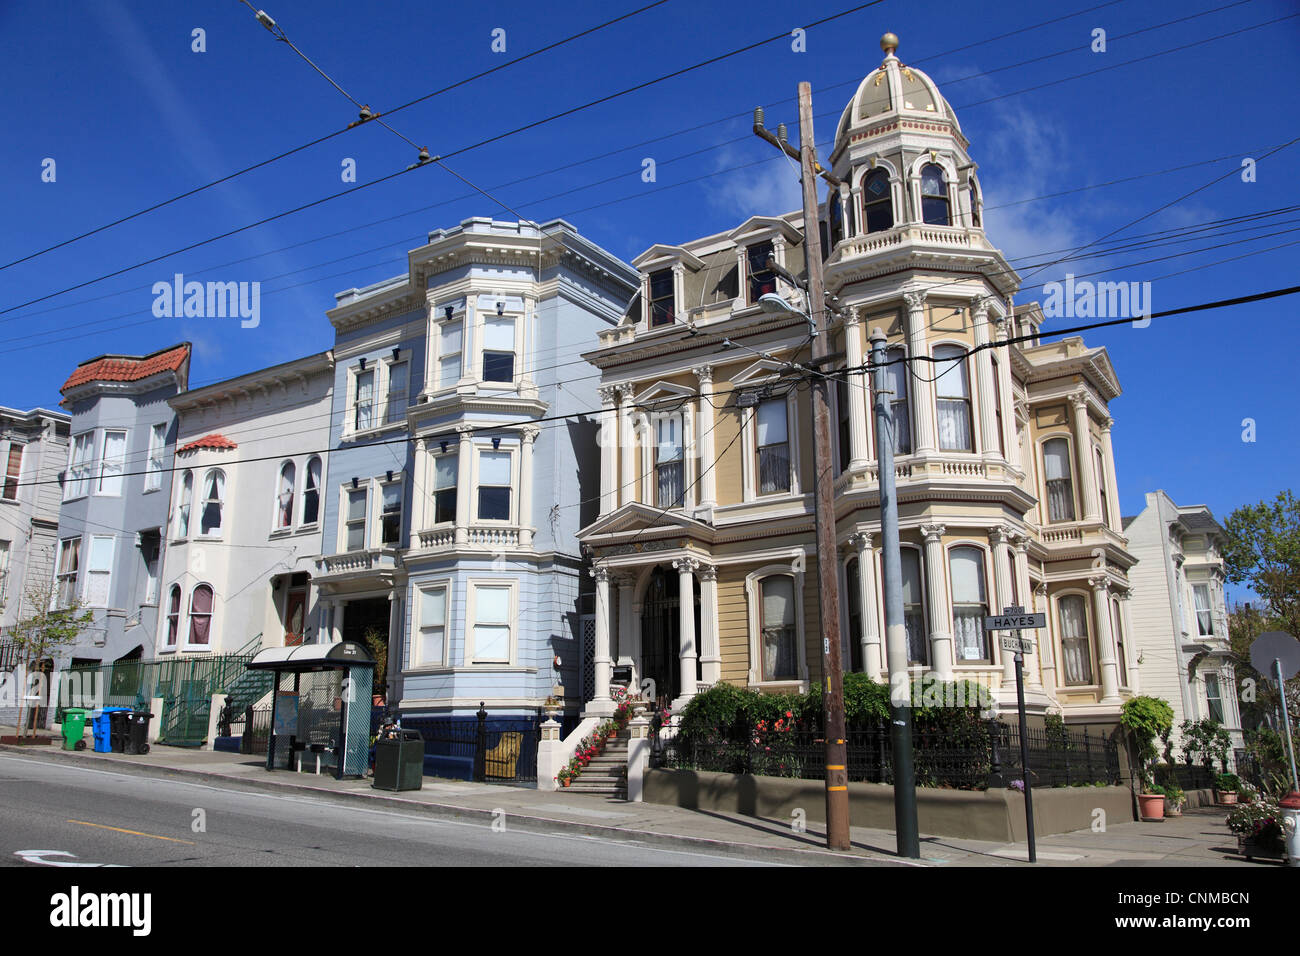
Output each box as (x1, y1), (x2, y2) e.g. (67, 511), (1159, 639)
(921, 164), (950, 226)
(861, 168), (892, 234)
(828, 190), (843, 249)
(969, 179), (982, 228)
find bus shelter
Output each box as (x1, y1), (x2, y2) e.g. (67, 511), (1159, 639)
(246, 641), (375, 779)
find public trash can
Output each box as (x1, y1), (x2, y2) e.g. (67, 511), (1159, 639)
(1281, 791), (1300, 868)
(91, 707), (130, 753)
(108, 709), (131, 753)
(125, 710), (153, 755)
(372, 729), (424, 791)
(61, 709), (88, 751)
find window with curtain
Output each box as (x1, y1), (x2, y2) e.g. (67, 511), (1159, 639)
(846, 558), (862, 672)
(482, 316), (516, 383)
(862, 168), (893, 233)
(97, 430), (126, 495)
(477, 450), (512, 521)
(950, 547), (988, 661)
(56, 538), (80, 608)
(165, 584), (181, 647)
(756, 399), (790, 494)
(175, 470), (193, 537)
(655, 414), (684, 507)
(473, 585), (511, 661)
(433, 453), (457, 524)
(276, 461), (295, 529)
(380, 482), (402, 545)
(902, 548), (928, 664)
(1043, 438), (1076, 522)
(146, 423), (166, 491)
(302, 456), (321, 525)
(990, 353), (1005, 456)
(439, 320), (462, 388)
(920, 164), (950, 225)
(1059, 594), (1093, 685)
(345, 487), (367, 551)
(140, 531), (159, 605)
(746, 241), (776, 305)
(1095, 447), (1110, 526)
(1205, 673), (1224, 723)
(354, 369), (375, 431)
(418, 586), (447, 665)
(1193, 584), (1214, 636)
(934, 345), (973, 452)
(759, 575), (798, 681)
(85, 535), (114, 607)
(1112, 598), (1128, 687)
(386, 360), (409, 423)
(649, 269), (675, 326)
(188, 585), (213, 645)
(67, 432), (95, 499)
(199, 470), (224, 536)
(878, 346), (911, 455)
(2, 443), (22, 500)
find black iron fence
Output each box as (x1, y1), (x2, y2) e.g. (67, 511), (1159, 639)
(653, 719), (1120, 791)
(227, 704), (274, 754)
(401, 708), (540, 784)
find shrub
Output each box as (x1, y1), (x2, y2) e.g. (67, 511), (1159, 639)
(1120, 695), (1174, 790)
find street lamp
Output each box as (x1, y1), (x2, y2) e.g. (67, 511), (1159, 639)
(758, 293), (817, 337)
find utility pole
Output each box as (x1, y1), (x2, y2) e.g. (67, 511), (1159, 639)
(870, 328), (921, 858)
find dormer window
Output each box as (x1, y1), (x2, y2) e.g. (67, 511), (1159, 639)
(746, 241), (776, 305)
(649, 269), (675, 327)
(862, 169), (893, 234)
(921, 164), (950, 226)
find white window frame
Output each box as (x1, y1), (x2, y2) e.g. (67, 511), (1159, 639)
(413, 581), (451, 668)
(84, 534), (115, 608)
(378, 476), (404, 547)
(430, 451), (458, 526)
(55, 536), (81, 609)
(744, 563), (808, 690)
(948, 543), (991, 664)
(95, 429), (128, 496)
(479, 313), (519, 386)
(433, 309), (464, 393)
(273, 460), (297, 532)
(184, 582), (216, 650)
(896, 544), (930, 666)
(0, 539), (9, 605)
(161, 583), (182, 652)
(197, 468), (226, 539)
(1055, 590), (1097, 688)
(1193, 582), (1214, 636)
(383, 352), (410, 425)
(2, 441), (23, 501)
(340, 481), (371, 553)
(300, 455), (323, 528)
(1039, 434), (1078, 525)
(473, 445), (515, 525)
(173, 469), (194, 540)
(739, 389), (801, 502)
(66, 431), (96, 500)
(933, 343), (975, 454)
(466, 579), (517, 664)
(145, 423), (166, 492)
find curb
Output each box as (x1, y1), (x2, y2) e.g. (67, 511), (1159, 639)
(0, 745), (911, 867)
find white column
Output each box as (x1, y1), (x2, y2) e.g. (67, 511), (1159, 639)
(589, 566), (613, 715)
(518, 426), (537, 548)
(1034, 583), (1056, 697)
(674, 557), (699, 704)
(1014, 537), (1042, 688)
(617, 383), (636, 507)
(387, 587), (402, 701)
(463, 300), (478, 383)
(332, 600), (345, 644)
(454, 425), (473, 544)
(1100, 418), (1121, 533)
(412, 437), (428, 533)
(998, 316), (1022, 470)
(904, 291), (937, 455)
(1120, 591), (1140, 694)
(1092, 575), (1121, 703)
(920, 523), (952, 679)
(972, 299), (999, 460)
(852, 532), (881, 680)
(598, 385), (617, 515)
(692, 365), (717, 512)
(843, 311), (870, 470)
(698, 563), (720, 686)
(682, 401), (696, 509)
(615, 573), (635, 676)
(990, 525), (1016, 682)
(1071, 392), (1101, 522)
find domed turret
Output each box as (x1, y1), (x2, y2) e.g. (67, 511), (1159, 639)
(833, 34), (963, 150)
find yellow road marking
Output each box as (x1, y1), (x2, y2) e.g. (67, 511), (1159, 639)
(67, 820), (195, 845)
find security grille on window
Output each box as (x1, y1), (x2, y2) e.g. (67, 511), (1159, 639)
(934, 345), (973, 452)
(386, 360), (409, 424)
(879, 347), (911, 455)
(345, 487), (367, 551)
(2, 443), (22, 500)
(473, 585), (511, 661)
(199, 470), (224, 536)
(949, 546), (988, 662)
(756, 399), (790, 494)
(439, 320), (462, 388)
(354, 369), (375, 431)
(1059, 594), (1093, 685)
(97, 430), (127, 495)
(649, 269), (675, 327)
(302, 456), (321, 525)
(1205, 672), (1224, 724)
(482, 315), (515, 383)
(747, 241), (776, 305)
(759, 576), (797, 681)
(901, 549), (928, 664)
(67, 433), (94, 499)
(380, 482), (402, 545)
(85, 536), (114, 607)
(654, 415), (684, 508)
(146, 424), (166, 491)
(1193, 584), (1214, 636)
(1043, 438), (1076, 522)
(477, 451), (512, 521)
(418, 586), (447, 665)
(56, 538), (81, 608)
(433, 453), (457, 524)
(920, 164), (950, 225)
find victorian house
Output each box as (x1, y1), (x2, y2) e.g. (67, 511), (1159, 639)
(315, 217), (637, 723)
(578, 34), (1140, 729)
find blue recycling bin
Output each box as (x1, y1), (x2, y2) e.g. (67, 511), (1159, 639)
(91, 707), (130, 753)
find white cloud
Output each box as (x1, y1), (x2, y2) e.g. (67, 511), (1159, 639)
(708, 149), (804, 222)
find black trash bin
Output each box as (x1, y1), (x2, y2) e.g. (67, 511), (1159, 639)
(372, 729), (424, 791)
(125, 710), (153, 755)
(108, 709), (131, 753)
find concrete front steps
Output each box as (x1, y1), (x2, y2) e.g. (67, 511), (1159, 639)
(564, 731), (627, 798)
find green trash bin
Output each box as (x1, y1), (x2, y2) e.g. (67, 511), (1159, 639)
(372, 729), (424, 791)
(61, 708), (88, 751)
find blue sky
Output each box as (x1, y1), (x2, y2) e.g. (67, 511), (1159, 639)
(1, 0), (1297, 598)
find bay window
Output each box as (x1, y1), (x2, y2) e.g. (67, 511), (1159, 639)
(759, 575), (798, 681)
(949, 546), (989, 662)
(845, 558), (862, 672)
(354, 368), (375, 431)
(902, 548), (928, 664)
(1205, 672), (1224, 724)
(862, 168), (893, 233)
(1112, 598), (1128, 686)
(380, 481), (402, 546)
(1193, 584), (1214, 636)
(934, 345), (973, 452)
(85, 535), (114, 607)
(756, 398), (790, 494)
(165, 584), (181, 647)
(879, 346), (911, 455)
(417, 585), (448, 666)
(146, 423), (166, 491)
(98, 430), (126, 494)
(1043, 438), (1076, 523)
(477, 450), (512, 521)
(56, 537), (81, 608)
(67, 432), (95, 499)
(199, 469), (225, 536)
(433, 453), (457, 524)
(1059, 594), (1093, 685)
(746, 241), (776, 305)
(386, 360), (409, 424)
(439, 319), (463, 388)
(174, 470), (193, 538)
(1095, 447), (1110, 526)
(482, 315), (515, 383)
(471, 584), (512, 662)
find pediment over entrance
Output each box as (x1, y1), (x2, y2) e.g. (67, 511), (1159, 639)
(578, 501), (715, 547)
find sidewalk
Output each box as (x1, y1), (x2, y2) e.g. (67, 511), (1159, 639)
(0, 740), (1261, 867)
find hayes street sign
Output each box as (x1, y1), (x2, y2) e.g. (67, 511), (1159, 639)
(984, 612), (1046, 631)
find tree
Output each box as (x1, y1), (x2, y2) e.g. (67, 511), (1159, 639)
(1222, 490), (1300, 639)
(9, 576), (93, 741)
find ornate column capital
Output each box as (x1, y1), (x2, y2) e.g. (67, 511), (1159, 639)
(970, 295), (991, 322)
(1099, 416), (1114, 433)
(697, 563), (718, 582)
(598, 384), (618, 405)
(455, 423), (475, 438)
(1012, 533), (1031, 554)
(989, 524), (1014, 546)
(903, 290), (927, 312)
(920, 523), (946, 543)
(691, 364), (714, 386)
(1068, 390), (1090, 412)
(842, 309), (862, 329)
(846, 531), (874, 552)
(610, 570), (637, 589)
(1088, 575), (1111, 594)
(520, 425), (540, 444)
(1034, 581), (1049, 597)
(615, 382), (635, 402)
(672, 556), (701, 575)
(590, 565), (611, 584)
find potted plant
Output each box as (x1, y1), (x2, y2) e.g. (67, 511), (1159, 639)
(1215, 772), (1240, 805)
(557, 765), (573, 788)
(1226, 799), (1285, 860)
(1163, 783), (1185, 817)
(1121, 696), (1175, 822)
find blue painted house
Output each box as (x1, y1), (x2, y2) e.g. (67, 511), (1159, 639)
(313, 218), (637, 738)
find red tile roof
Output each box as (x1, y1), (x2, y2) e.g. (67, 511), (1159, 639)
(178, 433), (237, 454)
(61, 343), (190, 393)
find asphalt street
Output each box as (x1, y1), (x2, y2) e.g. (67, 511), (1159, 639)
(0, 754), (776, 867)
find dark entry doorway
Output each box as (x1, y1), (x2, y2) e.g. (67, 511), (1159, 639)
(342, 597), (390, 703)
(639, 566), (699, 707)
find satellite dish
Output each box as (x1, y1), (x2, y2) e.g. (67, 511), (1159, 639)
(1249, 630), (1300, 682)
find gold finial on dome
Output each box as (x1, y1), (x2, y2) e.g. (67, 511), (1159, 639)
(880, 32), (899, 54)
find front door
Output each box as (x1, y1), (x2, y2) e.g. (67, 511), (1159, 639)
(284, 588), (307, 646)
(639, 567), (700, 706)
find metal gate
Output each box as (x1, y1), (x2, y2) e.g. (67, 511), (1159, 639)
(161, 680), (210, 747)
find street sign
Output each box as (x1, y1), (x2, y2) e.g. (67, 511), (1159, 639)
(1249, 631), (1300, 682)
(984, 612), (1046, 631)
(1000, 635), (1035, 655)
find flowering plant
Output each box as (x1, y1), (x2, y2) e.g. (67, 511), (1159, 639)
(1225, 799), (1283, 841)
(1008, 779), (1025, 793)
